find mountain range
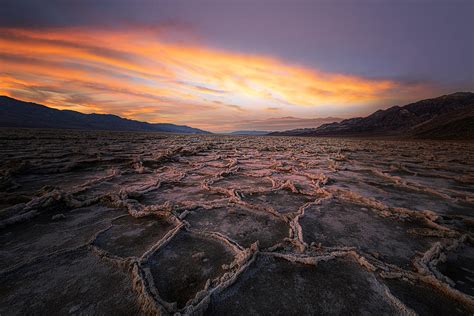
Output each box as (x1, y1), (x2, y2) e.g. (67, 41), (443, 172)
(269, 92), (474, 139)
(231, 116), (342, 132)
(0, 96), (210, 134)
(1, 93), (473, 139)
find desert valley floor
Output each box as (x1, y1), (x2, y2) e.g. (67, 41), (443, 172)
(0, 129), (473, 315)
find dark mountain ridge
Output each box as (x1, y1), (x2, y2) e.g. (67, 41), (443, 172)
(269, 92), (474, 139)
(0, 96), (210, 134)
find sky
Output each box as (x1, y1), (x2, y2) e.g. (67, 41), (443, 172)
(1, 0), (473, 132)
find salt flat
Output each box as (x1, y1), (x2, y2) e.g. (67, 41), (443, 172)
(0, 128), (473, 315)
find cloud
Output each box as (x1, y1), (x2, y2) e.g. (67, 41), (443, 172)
(0, 26), (434, 131)
(193, 85), (227, 94)
(212, 101), (245, 112)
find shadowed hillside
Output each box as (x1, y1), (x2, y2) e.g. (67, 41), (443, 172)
(0, 96), (211, 134)
(270, 92), (474, 139)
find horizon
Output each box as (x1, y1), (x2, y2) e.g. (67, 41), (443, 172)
(1, 0), (473, 132)
(1, 91), (471, 134)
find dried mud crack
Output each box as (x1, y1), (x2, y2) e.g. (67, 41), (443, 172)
(0, 129), (473, 315)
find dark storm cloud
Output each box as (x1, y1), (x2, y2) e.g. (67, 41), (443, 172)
(0, 0), (166, 28)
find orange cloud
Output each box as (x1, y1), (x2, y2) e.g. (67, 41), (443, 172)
(0, 27), (433, 131)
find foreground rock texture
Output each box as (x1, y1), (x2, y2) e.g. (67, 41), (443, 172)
(0, 128), (473, 315)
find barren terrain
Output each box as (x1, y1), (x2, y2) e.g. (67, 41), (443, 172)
(0, 129), (473, 315)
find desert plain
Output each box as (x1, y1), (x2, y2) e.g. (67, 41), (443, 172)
(0, 129), (473, 315)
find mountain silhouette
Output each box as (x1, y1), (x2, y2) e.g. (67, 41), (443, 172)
(0, 96), (210, 134)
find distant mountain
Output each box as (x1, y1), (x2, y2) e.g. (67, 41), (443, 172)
(235, 116), (342, 132)
(267, 127), (322, 136)
(269, 92), (474, 139)
(227, 130), (271, 135)
(0, 96), (211, 134)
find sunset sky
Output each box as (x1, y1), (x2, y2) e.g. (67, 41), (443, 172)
(1, 0), (473, 132)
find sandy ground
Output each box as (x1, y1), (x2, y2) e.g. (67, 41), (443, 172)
(0, 128), (473, 315)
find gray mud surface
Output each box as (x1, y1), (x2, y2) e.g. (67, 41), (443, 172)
(0, 128), (473, 315)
